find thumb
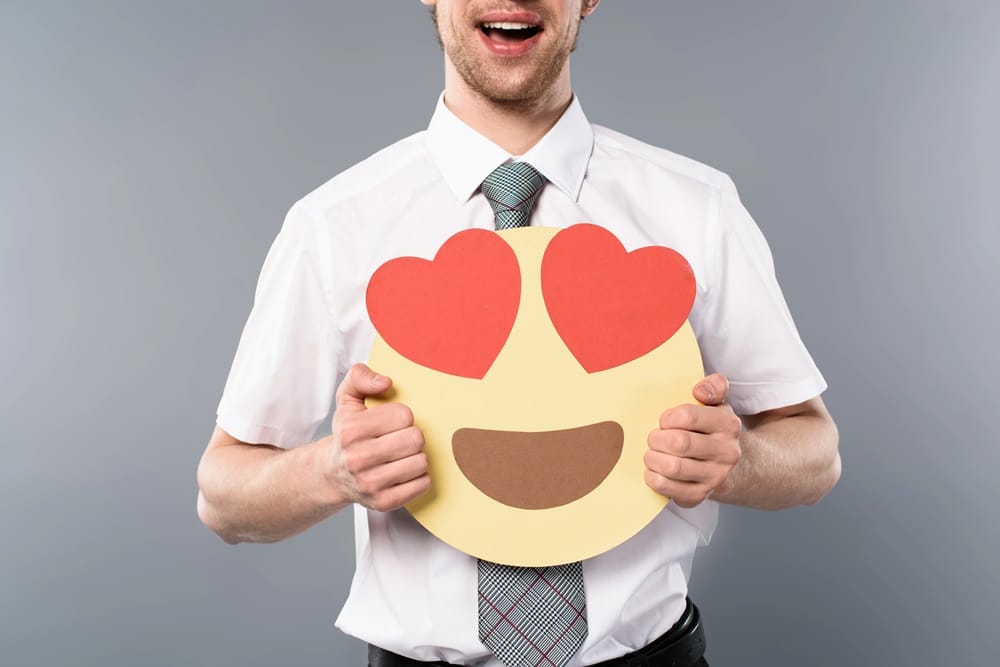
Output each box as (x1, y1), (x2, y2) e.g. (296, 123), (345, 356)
(693, 373), (729, 406)
(335, 363), (392, 414)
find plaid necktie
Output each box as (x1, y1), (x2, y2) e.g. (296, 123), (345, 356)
(477, 162), (588, 667)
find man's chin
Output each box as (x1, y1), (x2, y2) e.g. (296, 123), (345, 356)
(462, 65), (567, 107)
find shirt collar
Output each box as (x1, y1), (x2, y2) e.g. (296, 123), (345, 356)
(426, 92), (594, 203)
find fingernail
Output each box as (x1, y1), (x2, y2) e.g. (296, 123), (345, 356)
(699, 383), (715, 399)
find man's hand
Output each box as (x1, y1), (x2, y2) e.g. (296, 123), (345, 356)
(195, 363), (430, 544)
(328, 363), (431, 512)
(644, 373), (742, 508)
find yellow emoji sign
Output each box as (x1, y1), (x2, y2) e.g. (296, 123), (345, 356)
(367, 224), (703, 566)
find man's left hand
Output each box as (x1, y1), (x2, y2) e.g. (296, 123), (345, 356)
(645, 373), (743, 507)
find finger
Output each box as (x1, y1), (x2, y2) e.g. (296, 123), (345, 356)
(692, 373), (729, 406)
(335, 363), (392, 412)
(363, 451), (429, 493)
(341, 402), (415, 441)
(344, 425), (425, 472)
(643, 470), (712, 507)
(644, 450), (722, 484)
(367, 474), (432, 513)
(648, 429), (741, 465)
(659, 403), (740, 435)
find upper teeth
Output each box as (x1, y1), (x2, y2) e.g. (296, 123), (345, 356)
(482, 21), (534, 30)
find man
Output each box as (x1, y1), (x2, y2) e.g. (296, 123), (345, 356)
(196, 1), (841, 666)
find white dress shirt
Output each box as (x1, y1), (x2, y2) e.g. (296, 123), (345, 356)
(216, 94), (827, 665)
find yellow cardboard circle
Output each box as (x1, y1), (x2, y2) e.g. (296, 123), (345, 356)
(368, 226), (704, 566)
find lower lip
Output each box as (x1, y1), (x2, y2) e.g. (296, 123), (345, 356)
(477, 28), (543, 58)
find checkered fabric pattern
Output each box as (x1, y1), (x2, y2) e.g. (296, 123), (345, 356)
(481, 161), (547, 230)
(477, 161), (587, 667)
(478, 561), (588, 667)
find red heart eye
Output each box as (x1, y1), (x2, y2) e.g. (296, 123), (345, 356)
(541, 224), (696, 373)
(366, 229), (520, 379)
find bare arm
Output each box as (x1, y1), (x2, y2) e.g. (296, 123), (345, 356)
(645, 374), (840, 510)
(713, 395), (840, 509)
(196, 364), (431, 544)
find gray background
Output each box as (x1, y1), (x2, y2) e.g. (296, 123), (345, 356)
(3, 1), (997, 665)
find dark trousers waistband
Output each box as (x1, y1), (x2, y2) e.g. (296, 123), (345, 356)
(368, 598), (706, 667)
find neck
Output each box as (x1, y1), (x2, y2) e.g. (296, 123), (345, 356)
(442, 60), (573, 156)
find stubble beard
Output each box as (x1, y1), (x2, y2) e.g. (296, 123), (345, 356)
(431, 7), (582, 112)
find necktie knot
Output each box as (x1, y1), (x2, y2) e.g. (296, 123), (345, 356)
(482, 162), (546, 230)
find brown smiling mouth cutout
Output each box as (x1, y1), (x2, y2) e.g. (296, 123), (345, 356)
(366, 223), (697, 513)
(452, 421), (624, 510)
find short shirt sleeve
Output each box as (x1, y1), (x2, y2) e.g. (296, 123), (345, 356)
(690, 177), (827, 415)
(216, 204), (340, 447)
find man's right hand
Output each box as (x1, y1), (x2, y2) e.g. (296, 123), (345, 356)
(327, 363), (431, 512)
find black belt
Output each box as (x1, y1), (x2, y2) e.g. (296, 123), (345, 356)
(368, 598), (706, 667)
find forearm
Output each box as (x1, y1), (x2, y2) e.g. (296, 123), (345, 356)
(711, 398), (841, 510)
(196, 430), (350, 544)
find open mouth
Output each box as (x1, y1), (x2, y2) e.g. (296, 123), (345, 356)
(478, 20), (542, 44)
(452, 421), (624, 510)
